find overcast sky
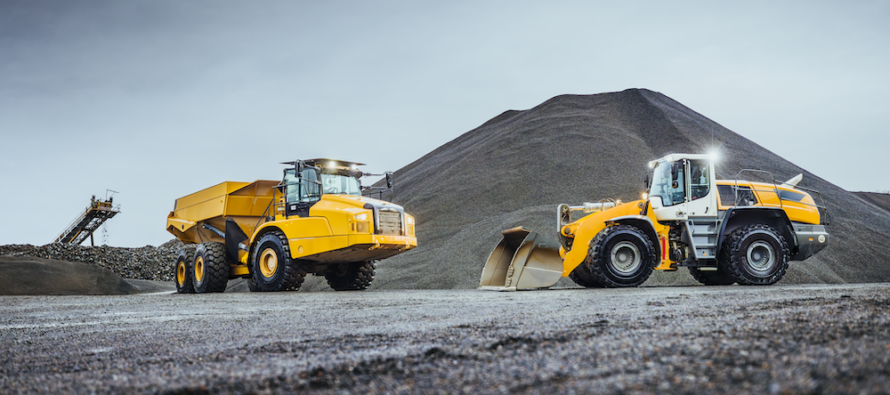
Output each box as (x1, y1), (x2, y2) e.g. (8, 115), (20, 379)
(1, 0), (887, 248)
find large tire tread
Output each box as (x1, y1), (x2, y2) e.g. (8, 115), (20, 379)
(721, 224), (789, 286)
(325, 261), (375, 291)
(585, 225), (656, 288)
(251, 231), (306, 292)
(194, 242), (229, 293)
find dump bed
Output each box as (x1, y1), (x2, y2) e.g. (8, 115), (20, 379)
(166, 180), (279, 244)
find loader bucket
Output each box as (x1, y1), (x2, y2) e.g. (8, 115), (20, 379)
(479, 227), (564, 291)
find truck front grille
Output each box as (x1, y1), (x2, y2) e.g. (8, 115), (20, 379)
(377, 210), (402, 236)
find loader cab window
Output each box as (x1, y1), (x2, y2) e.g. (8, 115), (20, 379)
(689, 160), (710, 200)
(649, 160), (686, 207)
(320, 169), (362, 196)
(284, 168), (322, 203)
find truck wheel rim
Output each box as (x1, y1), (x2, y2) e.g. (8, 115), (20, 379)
(610, 241), (642, 274)
(260, 248), (278, 278)
(746, 241), (775, 274)
(177, 261), (186, 286)
(195, 257), (205, 282)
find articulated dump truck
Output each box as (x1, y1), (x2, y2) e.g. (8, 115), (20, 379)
(481, 153), (830, 291)
(167, 159), (417, 293)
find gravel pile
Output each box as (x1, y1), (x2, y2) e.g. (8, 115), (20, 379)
(0, 240), (192, 282)
(376, 88), (890, 289)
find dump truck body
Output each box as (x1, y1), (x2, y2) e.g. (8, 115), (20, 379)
(167, 159), (417, 293)
(481, 153), (830, 290)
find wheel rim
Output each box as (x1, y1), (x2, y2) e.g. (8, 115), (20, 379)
(176, 261), (186, 286)
(746, 241), (776, 274)
(259, 248), (278, 278)
(195, 256), (204, 282)
(610, 241), (642, 274)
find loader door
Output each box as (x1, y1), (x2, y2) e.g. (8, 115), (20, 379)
(650, 159), (718, 221)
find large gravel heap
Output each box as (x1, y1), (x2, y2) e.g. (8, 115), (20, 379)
(373, 88), (890, 289)
(0, 240), (191, 281)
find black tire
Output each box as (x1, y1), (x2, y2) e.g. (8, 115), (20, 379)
(324, 261), (375, 291)
(721, 224), (789, 285)
(568, 265), (603, 288)
(251, 231), (306, 292)
(174, 250), (195, 294)
(584, 225), (656, 288)
(192, 242), (229, 293)
(688, 267), (736, 286)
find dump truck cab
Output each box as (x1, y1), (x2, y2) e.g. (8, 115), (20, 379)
(166, 158), (417, 293)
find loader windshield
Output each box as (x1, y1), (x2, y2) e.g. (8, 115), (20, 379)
(320, 171), (362, 196)
(649, 161), (686, 206)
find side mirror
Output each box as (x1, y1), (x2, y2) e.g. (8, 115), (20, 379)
(385, 172), (393, 189)
(644, 174), (650, 189)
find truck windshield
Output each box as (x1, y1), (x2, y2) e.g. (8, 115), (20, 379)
(649, 161), (686, 206)
(321, 172), (362, 196)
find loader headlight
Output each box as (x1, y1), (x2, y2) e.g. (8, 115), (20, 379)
(354, 213), (368, 221)
(642, 192), (649, 200)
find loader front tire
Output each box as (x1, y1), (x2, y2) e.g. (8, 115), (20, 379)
(585, 225), (655, 287)
(193, 242), (229, 293)
(250, 231), (306, 292)
(688, 267), (736, 286)
(324, 261), (375, 291)
(722, 224), (789, 285)
(568, 265), (603, 288)
(174, 250), (195, 294)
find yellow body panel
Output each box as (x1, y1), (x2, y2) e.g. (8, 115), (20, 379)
(716, 180), (821, 225)
(559, 201), (650, 277)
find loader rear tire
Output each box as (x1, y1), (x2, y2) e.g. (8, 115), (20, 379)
(174, 250), (195, 294)
(324, 261), (375, 291)
(585, 225), (655, 288)
(721, 224), (789, 285)
(688, 267), (736, 286)
(251, 231), (306, 292)
(193, 242), (229, 293)
(568, 266), (603, 288)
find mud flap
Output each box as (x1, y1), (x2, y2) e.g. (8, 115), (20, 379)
(479, 227), (564, 291)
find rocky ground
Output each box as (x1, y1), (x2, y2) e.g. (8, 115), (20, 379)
(1, 283), (888, 394)
(0, 241), (190, 282)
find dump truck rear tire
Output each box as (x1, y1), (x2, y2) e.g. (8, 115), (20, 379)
(174, 250), (195, 294)
(721, 224), (789, 285)
(584, 225), (655, 287)
(192, 242), (229, 293)
(324, 261), (375, 291)
(568, 266), (603, 288)
(688, 267), (736, 286)
(251, 231), (306, 292)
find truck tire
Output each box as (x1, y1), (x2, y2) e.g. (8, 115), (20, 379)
(324, 261), (375, 291)
(721, 224), (789, 285)
(251, 231), (306, 292)
(687, 267), (736, 286)
(568, 265), (603, 288)
(584, 225), (655, 287)
(192, 242), (229, 293)
(174, 250), (195, 294)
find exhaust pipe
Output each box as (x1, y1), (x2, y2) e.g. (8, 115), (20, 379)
(479, 227), (564, 291)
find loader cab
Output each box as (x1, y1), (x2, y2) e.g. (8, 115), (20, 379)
(648, 154), (718, 222)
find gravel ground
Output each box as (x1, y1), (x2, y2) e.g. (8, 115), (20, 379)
(2, 283), (888, 394)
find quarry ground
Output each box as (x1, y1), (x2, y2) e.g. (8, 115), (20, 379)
(2, 283), (889, 394)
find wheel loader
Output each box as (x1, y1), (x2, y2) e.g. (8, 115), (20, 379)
(480, 153), (829, 290)
(166, 159), (417, 293)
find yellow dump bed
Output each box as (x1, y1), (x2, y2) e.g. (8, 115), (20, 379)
(166, 180), (279, 244)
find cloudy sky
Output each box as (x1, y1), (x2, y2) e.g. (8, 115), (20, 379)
(1, 0), (887, 248)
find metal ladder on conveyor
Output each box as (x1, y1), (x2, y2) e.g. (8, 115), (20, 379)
(54, 193), (121, 246)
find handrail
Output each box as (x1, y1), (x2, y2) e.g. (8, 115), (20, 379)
(732, 169), (829, 225)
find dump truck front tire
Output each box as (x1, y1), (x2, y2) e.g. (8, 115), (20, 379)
(324, 261), (375, 291)
(722, 224), (789, 285)
(174, 250), (195, 294)
(192, 242), (229, 293)
(251, 231), (306, 292)
(688, 267), (736, 286)
(585, 225), (655, 287)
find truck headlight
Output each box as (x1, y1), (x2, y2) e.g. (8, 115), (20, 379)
(354, 213), (368, 221)
(406, 215), (415, 225)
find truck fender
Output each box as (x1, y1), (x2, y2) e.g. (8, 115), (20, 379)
(225, 219), (250, 265)
(606, 215), (663, 260)
(716, 207), (796, 256)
